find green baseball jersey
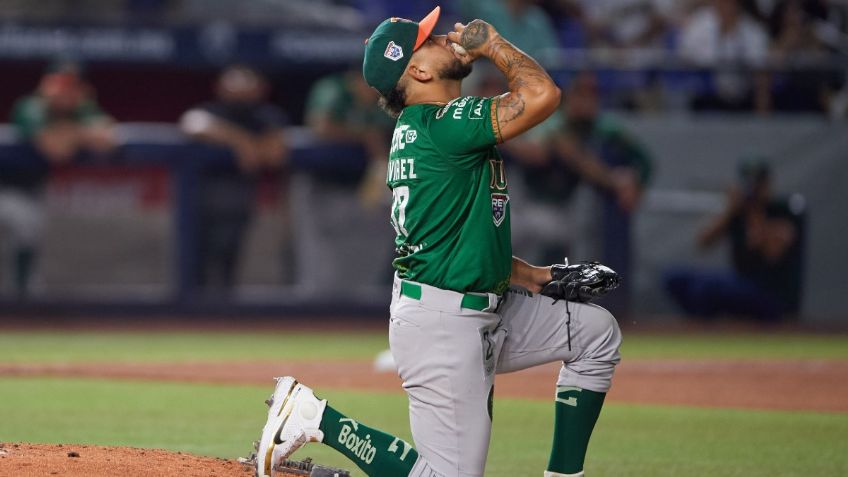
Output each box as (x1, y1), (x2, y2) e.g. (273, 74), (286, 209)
(12, 95), (108, 140)
(387, 96), (512, 295)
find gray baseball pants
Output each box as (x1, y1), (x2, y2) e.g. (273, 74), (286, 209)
(389, 276), (622, 477)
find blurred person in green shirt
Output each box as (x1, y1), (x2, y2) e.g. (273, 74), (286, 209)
(294, 69), (396, 294)
(305, 69), (395, 208)
(492, 71), (652, 315)
(554, 71), (652, 315)
(1, 63), (115, 296)
(13, 63), (115, 164)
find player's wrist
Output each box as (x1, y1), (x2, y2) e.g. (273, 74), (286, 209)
(529, 265), (553, 289)
(542, 266), (554, 284)
(480, 32), (505, 60)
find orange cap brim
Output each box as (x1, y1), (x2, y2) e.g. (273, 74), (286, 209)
(414, 6), (440, 50)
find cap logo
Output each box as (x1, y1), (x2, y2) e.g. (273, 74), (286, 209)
(384, 41), (404, 61)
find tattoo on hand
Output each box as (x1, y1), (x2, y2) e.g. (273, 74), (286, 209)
(460, 20), (489, 51)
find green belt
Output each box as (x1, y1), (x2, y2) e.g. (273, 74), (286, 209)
(400, 281), (491, 311)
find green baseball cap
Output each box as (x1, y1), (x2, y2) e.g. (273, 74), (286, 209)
(363, 6), (441, 96)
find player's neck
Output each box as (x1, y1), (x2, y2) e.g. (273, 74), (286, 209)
(406, 80), (462, 106)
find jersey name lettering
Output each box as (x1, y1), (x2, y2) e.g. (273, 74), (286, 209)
(390, 125), (417, 153)
(387, 157), (417, 182)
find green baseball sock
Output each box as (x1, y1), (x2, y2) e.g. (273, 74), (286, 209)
(547, 386), (607, 474)
(319, 404), (418, 477)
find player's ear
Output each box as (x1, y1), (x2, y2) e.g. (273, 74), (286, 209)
(407, 62), (433, 83)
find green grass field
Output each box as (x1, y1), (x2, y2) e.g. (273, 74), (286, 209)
(2, 330), (847, 363)
(1, 329), (847, 476)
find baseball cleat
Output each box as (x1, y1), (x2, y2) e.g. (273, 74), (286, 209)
(256, 377), (327, 477)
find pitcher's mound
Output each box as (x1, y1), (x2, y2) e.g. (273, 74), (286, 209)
(0, 442), (254, 477)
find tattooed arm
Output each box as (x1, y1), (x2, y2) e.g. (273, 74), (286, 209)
(447, 20), (561, 143)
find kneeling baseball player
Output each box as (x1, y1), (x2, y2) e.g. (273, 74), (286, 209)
(255, 6), (622, 477)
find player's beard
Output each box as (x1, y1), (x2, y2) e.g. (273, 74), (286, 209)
(438, 57), (472, 81)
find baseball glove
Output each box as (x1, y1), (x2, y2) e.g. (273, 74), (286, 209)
(540, 259), (620, 303)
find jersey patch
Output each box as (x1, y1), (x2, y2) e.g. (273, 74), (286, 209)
(469, 100), (485, 119)
(384, 41), (404, 61)
(491, 193), (509, 227)
(405, 129), (417, 143)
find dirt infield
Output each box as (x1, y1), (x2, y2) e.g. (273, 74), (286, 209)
(0, 443), (347, 477)
(0, 443), (254, 477)
(3, 357), (847, 413)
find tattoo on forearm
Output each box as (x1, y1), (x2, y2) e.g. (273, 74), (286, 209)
(485, 36), (553, 129)
(460, 20), (489, 51)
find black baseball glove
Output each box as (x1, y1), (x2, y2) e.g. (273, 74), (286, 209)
(539, 259), (620, 303)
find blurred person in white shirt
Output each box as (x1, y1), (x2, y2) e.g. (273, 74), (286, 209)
(679, 0), (773, 112)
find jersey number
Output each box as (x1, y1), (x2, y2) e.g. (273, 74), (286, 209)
(391, 186), (410, 237)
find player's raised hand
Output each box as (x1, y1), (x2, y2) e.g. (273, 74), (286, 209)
(447, 20), (498, 64)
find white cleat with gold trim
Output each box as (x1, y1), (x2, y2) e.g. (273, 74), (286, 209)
(256, 377), (327, 477)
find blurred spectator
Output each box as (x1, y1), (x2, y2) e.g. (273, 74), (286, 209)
(664, 159), (805, 321)
(769, 0), (827, 52)
(763, 0), (848, 49)
(768, 0), (840, 112)
(811, 0), (848, 51)
(493, 70), (652, 312)
(293, 68), (395, 294)
(1, 62), (115, 296)
(458, 0), (560, 65)
(13, 63), (116, 165)
(180, 65), (288, 293)
(304, 68), (393, 207)
(552, 71), (653, 315)
(679, 0), (773, 113)
(561, 0), (681, 48)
